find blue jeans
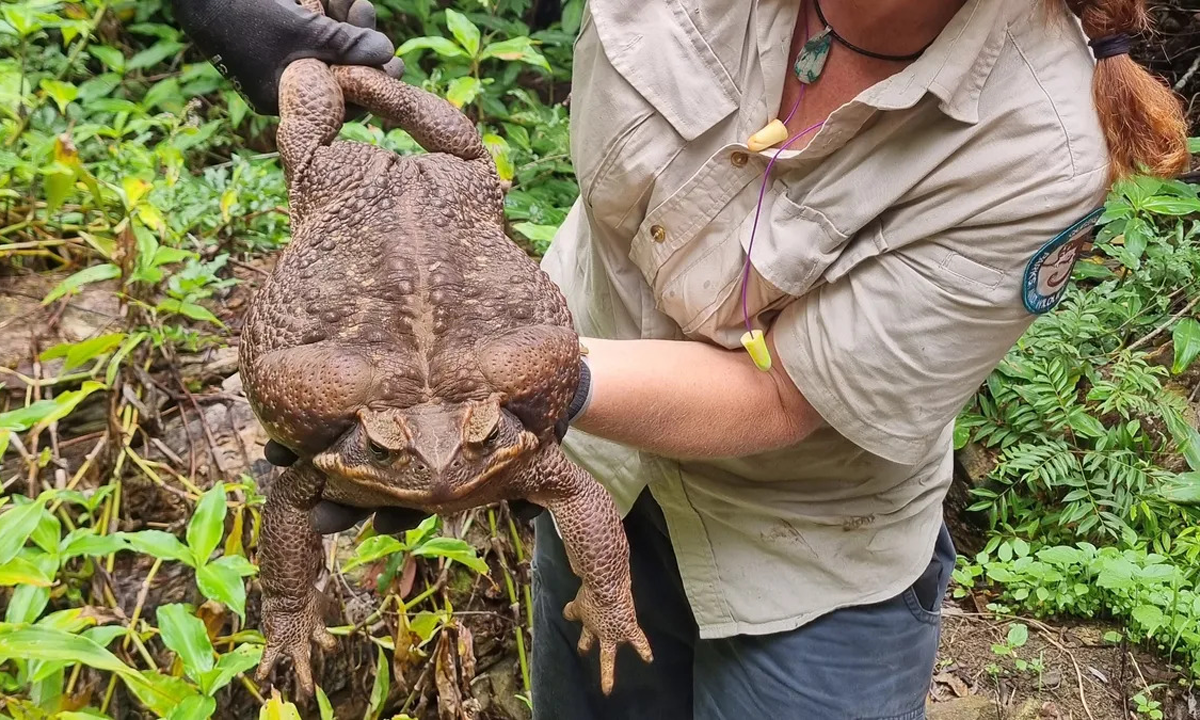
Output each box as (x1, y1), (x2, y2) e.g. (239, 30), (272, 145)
(530, 490), (955, 720)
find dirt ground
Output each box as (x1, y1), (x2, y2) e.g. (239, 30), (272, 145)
(929, 602), (1198, 720)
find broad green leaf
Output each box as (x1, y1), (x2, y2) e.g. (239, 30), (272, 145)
(480, 37), (551, 71)
(89, 45), (126, 73)
(0, 556), (52, 587)
(157, 298), (223, 326)
(1141, 195), (1200, 216)
(157, 604), (215, 680)
(126, 40), (184, 71)
(344, 535), (405, 571)
(124, 669), (200, 718)
(445, 9), (481, 56)
(1067, 409), (1106, 439)
(188, 482), (227, 566)
(1036, 545), (1082, 565)
(45, 333), (125, 372)
(84, 625), (127, 648)
(6, 584), (50, 625)
(58, 711), (114, 720)
(198, 643), (261, 695)
(1131, 604), (1165, 635)
(120, 530), (194, 566)
(151, 246), (194, 268)
(1171, 318), (1200, 375)
(43, 263), (121, 304)
(40, 79), (77, 114)
(210, 553), (257, 578)
(1006, 623), (1029, 648)
(0, 624), (138, 679)
(0, 497), (49, 565)
(446, 76), (482, 108)
(365, 646), (391, 720)
(31, 508), (61, 554)
(196, 560), (247, 619)
(411, 537), (489, 574)
(395, 36), (469, 59)
(42, 164), (76, 215)
(1159, 472), (1200, 504)
(166, 700), (217, 720)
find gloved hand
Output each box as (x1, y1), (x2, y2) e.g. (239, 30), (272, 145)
(170, 0), (403, 115)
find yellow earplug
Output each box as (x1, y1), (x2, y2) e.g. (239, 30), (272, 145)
(747, 119), (789, 152)
(741, 329), (772, 371)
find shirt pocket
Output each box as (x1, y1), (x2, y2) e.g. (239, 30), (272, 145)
(570, 1), (740, 238)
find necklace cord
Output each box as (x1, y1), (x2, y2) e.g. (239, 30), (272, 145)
(813, 0), (933, 63)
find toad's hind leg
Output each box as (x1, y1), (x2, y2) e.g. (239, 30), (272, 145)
(255, 462), (337, 699)
(526, 444), (652, 694)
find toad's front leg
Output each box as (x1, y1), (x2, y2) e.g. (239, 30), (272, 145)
(255, 462), (337, 698)
(526, 444), (652, 694)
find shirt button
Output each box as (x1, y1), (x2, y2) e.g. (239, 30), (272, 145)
(730, 151), (749, 167)
(650, 225), (666, 243)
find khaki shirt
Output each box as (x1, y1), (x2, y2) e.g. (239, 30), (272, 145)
(540, 0), (1109, 638)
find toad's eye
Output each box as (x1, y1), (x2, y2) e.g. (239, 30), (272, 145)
(483, 423), (501, 446)
(368, 440), (391, 462)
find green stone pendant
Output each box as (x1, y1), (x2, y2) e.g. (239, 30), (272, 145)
(794, 27), (832, 84)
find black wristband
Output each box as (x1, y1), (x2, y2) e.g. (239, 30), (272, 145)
(566, 357), (592, 423)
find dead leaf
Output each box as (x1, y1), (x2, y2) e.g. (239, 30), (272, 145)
(457, 622), (476, 687)
(196, 599), (227, 640)
(398, 554), (417, 599)
(435, 633), (463, 720)
(934, 671), (970, 698)
(1038, 701), (1062, 719)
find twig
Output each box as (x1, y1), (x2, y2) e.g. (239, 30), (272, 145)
(1174, 51), (1200, 92)
(1127, 293), (1200, 351)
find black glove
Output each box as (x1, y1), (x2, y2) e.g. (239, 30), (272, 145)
(171, 0), (402, 115)
(261, 440), (545, 533)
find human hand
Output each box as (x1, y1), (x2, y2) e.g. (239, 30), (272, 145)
(171, 0), (403, 115)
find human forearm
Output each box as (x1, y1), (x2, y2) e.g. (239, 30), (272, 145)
(571, 335), (823, 459)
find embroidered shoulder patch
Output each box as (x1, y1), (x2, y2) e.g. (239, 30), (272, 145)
(1022, 207), (1103, 314)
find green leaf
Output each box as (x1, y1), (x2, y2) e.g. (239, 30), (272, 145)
(44, 333), (126, 372)
(446, 76), (482, 108)
(196, 560), (247, 619)
(106, 332), (148, 386)
(126, 41), (184, 71)
(1067, 409), (1106, 439)
(0, 497), (49, 566)
(444, 9), (481, 56)
(124, 669), (201, 718)
(43, 263), (121, 304)
(1006, 623), (1029, 648)
(157, 298), (223, 326)
(483, 133), (514, 182)
(89, 45), (126, 73)
(210, 553), (257, 578)
(120, 530), (194, 566)
(0, 556), (53, 587)
(480, 37), (551, 71)
(316, 685), (335, 720)
(157, 604), (215, 681)
(187, 482), (227, 566)
(1171, 318), (1200, 375)
(411, 537), (489, 574)
(1141, 195), (1200, 216)
(365, 646), (391, 720)
(165, 696), (216, 720)
(0, 624), (138, 681)
(1159, 472), (1200, 504)
(395, 36), (469, 59)
(259, 695), (304, 720)
(1131, 604), (1165, 635)
(199, 643), (261, 696)
(42, 164), (76, 215)
(344, 535), (406, 572)
(40, 79), (77, 114)
(151, 246), (194, 268)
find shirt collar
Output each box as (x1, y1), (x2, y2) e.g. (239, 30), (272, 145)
(858, 0), (1014, 124)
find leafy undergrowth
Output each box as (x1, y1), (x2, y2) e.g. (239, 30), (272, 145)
(1, 0), (1199, 718)
(953, 169), (1200, 699)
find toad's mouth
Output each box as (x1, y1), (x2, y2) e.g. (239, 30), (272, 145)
(317, 429), (541, 509)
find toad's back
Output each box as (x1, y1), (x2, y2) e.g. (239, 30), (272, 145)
(243, 139), (573, 412)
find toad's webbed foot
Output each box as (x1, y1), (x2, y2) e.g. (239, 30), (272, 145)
(528, 444), (652, 694)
